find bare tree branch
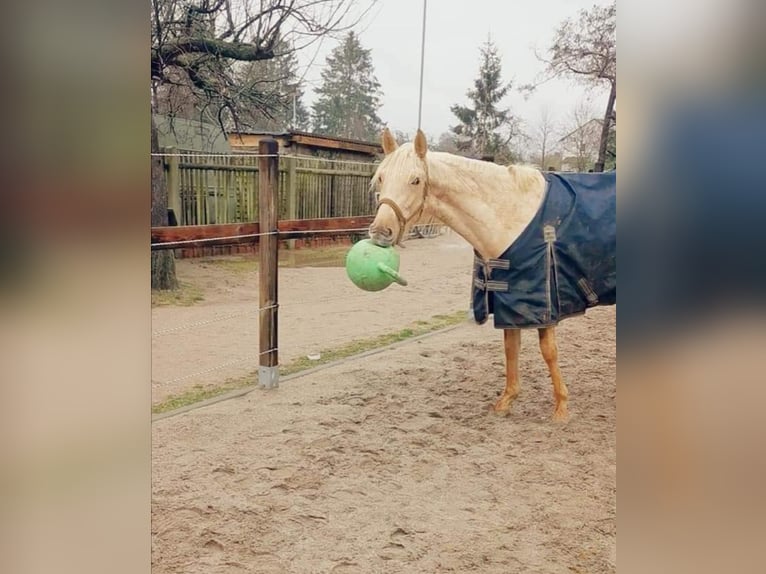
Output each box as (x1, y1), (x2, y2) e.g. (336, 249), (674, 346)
(539, 1), (616, 171)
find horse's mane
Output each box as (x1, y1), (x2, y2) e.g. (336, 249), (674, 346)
(376, 143), (544, 198)
(506, 163), (546, 193)
(428, 149), (544, 195)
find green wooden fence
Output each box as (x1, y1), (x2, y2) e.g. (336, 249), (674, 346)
(163, 149), (377, 226)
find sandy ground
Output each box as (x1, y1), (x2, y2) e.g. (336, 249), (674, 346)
(152, 304), (616, 572)
(152, 232), (476, 405)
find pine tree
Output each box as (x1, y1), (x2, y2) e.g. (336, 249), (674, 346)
(234, 40), (310, 131)
(450, 39), (518, 161)
(312, 32), (383, 141)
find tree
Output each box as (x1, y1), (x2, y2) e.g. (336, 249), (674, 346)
(433, 131), (459, 154)
(530, 105), (557, 170)
(151, 113), (178, 290)
(544, 1), (616, 172)
(604, 120), (616, 170)
(150, 0), (370, 289)
(394, 130), (411, 145)
(312, 32), (383, 141)
(234, 38), (310, 131)
(558, 100), (601, 172)
(449, 39), (519, 162)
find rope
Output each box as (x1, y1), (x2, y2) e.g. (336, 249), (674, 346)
(417, 0), (428, 130)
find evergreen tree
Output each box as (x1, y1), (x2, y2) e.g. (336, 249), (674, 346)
(312, 32), (383, 141)
(450, 39), (518, 161)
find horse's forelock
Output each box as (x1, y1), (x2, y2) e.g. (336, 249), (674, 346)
(380, 143), (423, 180)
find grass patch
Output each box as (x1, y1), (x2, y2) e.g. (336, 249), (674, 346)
(151, 282), (205, 307)
(151, 383), (244, 414)
(152, 309), (467, 415)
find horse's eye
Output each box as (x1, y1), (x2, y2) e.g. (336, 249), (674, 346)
(410, 177), (420, 185)
(378, 175), (383, 183)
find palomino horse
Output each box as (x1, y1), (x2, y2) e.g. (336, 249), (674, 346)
(369, 128), (615, 421)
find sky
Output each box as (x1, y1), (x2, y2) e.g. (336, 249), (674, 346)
(295, 0), (612, 144)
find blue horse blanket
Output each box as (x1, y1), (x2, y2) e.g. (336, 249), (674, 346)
(472, 171), (616, 329)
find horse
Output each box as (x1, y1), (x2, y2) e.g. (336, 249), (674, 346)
(369, 128), (616, 421)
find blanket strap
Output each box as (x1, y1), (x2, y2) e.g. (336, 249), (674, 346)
(473, 255), (510, 270)
(473, 277), (509, 292)
(473, 254), (510, 292)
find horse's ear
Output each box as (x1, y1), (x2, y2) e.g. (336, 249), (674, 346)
(381, 128), (398, 155)
(414, 129), (428, 159)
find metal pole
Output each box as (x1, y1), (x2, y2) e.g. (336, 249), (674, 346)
(258, 139), (279, 389)
(417, 0), (428, 130)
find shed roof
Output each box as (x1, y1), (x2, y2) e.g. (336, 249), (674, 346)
(228, 129), (382, 155)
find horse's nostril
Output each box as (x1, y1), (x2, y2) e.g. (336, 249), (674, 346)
(385, 227), (393, 237)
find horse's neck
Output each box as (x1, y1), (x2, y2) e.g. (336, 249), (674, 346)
(426, 156), (545, 259)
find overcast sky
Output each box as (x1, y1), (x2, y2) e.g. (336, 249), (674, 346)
(295, 0), (612, 143)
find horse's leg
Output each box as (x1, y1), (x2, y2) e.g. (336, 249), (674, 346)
(538, 326), (568, 421)
(492, 329), (521, 414)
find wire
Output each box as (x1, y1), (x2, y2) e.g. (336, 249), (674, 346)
(151, 226), (372, 251)
(159, 347), (279, 385)
(150, 152), (280, 158)
(150, 231), (278, 250)
(281, 154), (380, 167)
(151, 152), (380, 168)
(152, 304), (278, 337)
(282, 227), (369, 236)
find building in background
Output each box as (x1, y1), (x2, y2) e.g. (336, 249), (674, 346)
(228, 130), (382, 162)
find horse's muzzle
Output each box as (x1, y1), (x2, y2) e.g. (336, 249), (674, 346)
(368, 225), (394, 247)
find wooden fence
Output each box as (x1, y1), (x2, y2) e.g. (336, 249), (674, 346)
(152, 141), (377, 389)
(152, 139), (446, 390)
(163, 148), (377, 227)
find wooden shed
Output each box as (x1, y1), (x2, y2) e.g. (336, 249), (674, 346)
(228, 130), (383, 161)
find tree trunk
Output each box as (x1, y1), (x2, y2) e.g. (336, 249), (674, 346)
(594, 81), (616, 172)
(151, 112), (179, 290)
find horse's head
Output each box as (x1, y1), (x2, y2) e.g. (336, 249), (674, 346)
(369, 128), (430, 247)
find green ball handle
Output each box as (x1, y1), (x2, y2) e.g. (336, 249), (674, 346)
(377, 262), (408, 286)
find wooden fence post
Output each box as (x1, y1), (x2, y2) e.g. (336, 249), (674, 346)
(259, 139), (279, 389)
(165, 146), (182, 224)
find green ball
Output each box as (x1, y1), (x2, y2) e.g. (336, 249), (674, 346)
(345, 239), (408, 291)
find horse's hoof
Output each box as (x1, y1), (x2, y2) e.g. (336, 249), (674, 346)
(488, 402), (511, 416)
(552, 408), (569, 423)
